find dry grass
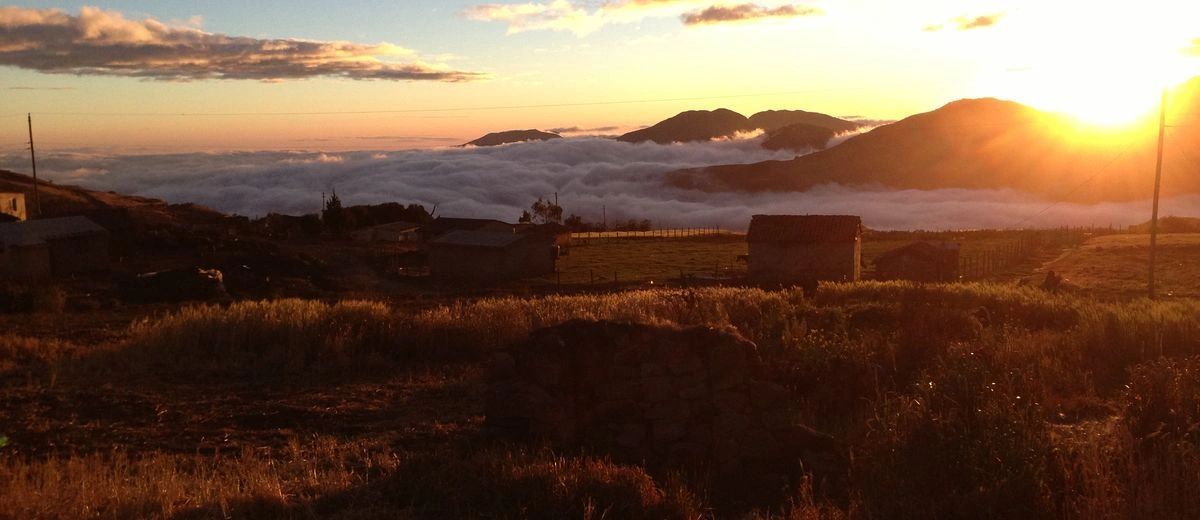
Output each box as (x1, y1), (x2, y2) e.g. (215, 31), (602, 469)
(1044, 233), (1200, 298)
(5, 282), (1200, 518)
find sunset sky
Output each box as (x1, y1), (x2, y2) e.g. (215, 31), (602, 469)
(2, 0), (1198, 152)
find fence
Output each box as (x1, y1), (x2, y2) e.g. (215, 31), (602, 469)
(957, 227), (1112, 280)
(571, 227), (733, 245)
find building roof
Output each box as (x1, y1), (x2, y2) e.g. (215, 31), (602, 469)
(430, 229), (524, 249)
(0, 216), (107, 247)
(424, 217), (513, 236)
(747, 215), (861, 243)
(366, 221), (421, 232)
(875, 241), (960, 265)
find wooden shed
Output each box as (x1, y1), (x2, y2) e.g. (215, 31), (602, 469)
(747, 214), (862, 286)
(428, 229), (556, 281)
(874, 241), (960, 282)
(0, 216), (110, 281)
(0, 193), (25, 222)
(352, 221), (422, 243)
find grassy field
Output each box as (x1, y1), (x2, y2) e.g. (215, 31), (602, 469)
(3, 284), (1200, 518)
(1044, 233), (1200, 298)
(526, 231), (1045, 286)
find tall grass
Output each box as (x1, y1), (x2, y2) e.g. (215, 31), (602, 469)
(0, 439), (701, 519)
(19, 282), (1200, 517)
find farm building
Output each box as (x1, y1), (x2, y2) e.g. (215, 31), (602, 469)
(352, 221), (421, 243)
(747, 214), (862, 286)
(0, 193), (26, 222)
(428, 229), (557, 281)
(517, 222), (572, 252)
(0, 216), (110, 281)
(874, 241), (960, 282)
(423, 217), (513, 239)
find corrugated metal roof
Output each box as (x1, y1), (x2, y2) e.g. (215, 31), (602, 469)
(747, 215), (861, 243)
(430, 229), (524, 248)
(0, 216), (107, 247)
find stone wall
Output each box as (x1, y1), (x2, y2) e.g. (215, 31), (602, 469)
(486, 320), (839, 472)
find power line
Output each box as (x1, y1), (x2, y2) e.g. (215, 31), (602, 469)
(9, 87), (875, 118)
(1009, 144), (1136, 229)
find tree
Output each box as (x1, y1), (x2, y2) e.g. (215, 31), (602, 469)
(523, 197), (563, 225)
(322, 190), (354, 235)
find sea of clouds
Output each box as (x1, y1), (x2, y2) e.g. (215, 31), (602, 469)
(3, 135), (1197, 230)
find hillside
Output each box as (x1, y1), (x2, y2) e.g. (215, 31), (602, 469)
(0, 169), (228, 229)
(761, 123), (837, 152)
(618, 108), (860, 145)
(748, 109), (862, 133)
(617, 108), (754, 144)
(464, 129), (562, 147)
(666, 94), (1200, 202)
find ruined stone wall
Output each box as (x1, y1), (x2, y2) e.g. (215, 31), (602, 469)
(486, 320), (838, 471)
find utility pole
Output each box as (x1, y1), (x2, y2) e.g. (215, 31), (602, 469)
(26, 113), (42, 218)
(602, 204), (607, 231)
(1149, 88), (1167, 299)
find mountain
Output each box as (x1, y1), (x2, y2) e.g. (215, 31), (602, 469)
(617, 108), (861, 145)
(748, 110), (861, 133)
(465, 130), (562, 147)
(666, 93), (1200, 203)
(761, 123), (836, 152)
(618, 109), (753, 144)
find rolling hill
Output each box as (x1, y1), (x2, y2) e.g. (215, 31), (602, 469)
(666, 90), (1200, 202)
(618, 108), (861, 145)
(464, 129), (562, 147)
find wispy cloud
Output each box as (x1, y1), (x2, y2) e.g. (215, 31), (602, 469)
(7, 86), (76, 91)
(681, 4), (820, 26)
(0, 6), (484, 82)
(465, 0), (819, 35)
(924, 12), (1004, 32)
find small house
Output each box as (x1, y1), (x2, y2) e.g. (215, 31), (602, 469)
(422, 217), (514, 239)
(352, 221), (422, 243)
(428, 229), (556, 281)
(747, 214), (862, 286)
(0, 216), (110, 281)
(0, 193), (26, 222)
(874, 241), (960, 282)
(517, 222), (572, 254)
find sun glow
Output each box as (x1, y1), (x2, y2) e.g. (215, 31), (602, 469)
(973, 1), (1200, 127)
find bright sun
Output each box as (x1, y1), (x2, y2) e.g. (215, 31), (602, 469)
(975, 2), (1199, 127)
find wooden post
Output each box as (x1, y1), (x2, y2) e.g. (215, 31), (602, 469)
(1149, 87), (1167, 299)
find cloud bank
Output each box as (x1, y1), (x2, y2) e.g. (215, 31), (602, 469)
(2, 137), (1195, 231)
(0, 6), (482, 82)
(465, 0), (820, 35)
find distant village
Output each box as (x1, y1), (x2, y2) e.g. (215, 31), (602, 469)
(2, 185), (970, 302)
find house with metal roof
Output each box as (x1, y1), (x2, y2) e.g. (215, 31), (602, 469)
(0, 216), (110, 281)
(428, 228), (556, 281)
(0, 193), (25, 222)
(746, 214), (862, 287)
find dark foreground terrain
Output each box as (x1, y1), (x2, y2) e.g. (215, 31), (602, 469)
(3, 283), (1200, 519)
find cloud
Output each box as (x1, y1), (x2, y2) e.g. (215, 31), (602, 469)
(2, 136), (1193, 231)
(0, 6), (483, 82)
(465, 0), (817, 35)
(924, 12), (1004, 32)
(680, 4), (820, 26)
(7, 86), (75, 90)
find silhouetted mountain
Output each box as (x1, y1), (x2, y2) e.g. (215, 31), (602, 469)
(761, 123), (836, 152)
(748, 110), (861, 133)
(667, 94), (1200, 202)
(617, 109), (754, 144)
(465, 130), (562, 147)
